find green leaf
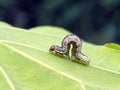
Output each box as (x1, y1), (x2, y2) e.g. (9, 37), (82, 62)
(0, 21), (120, 90)
(105, 43), (120, 50)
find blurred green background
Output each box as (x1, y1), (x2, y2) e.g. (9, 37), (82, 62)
(0, 0), (120, 44)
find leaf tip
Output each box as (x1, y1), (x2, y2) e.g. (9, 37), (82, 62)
(104, 43), (120, 50)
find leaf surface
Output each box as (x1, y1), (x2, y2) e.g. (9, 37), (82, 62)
(0, 22), (120, 90)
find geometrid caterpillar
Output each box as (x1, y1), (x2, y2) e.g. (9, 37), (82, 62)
(49, 34), (90, 66)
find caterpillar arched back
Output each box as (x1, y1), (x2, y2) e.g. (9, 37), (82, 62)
(49, 34), (90, 66)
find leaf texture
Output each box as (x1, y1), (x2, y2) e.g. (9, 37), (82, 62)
(0, 22), (120, 90)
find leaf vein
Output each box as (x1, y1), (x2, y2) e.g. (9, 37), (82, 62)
(96, 55), (108, 66)
(1, 42), (88, 90)
(1, 40), (120, 75)
(0, 66), (16, 90)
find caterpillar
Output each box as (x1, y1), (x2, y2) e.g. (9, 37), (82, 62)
(49, 34), (90, 66)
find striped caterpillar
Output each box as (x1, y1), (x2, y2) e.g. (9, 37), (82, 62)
(49, 34), (90, 66)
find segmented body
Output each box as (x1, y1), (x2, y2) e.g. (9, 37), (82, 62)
(49, 34), (90, 66)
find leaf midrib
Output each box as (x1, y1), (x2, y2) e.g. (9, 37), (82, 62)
(0, 40), (120, 75)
